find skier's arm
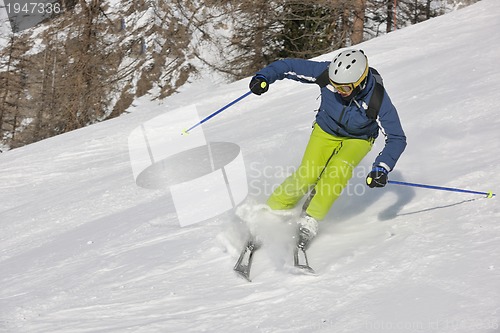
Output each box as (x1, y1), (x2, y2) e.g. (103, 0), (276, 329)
(255, 59), (330, 85)
(373, 93), (407, 171)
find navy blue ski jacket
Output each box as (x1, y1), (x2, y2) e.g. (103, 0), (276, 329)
(256, 58), (406, 171)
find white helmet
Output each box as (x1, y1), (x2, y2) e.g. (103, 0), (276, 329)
(328, 49), (368, 85)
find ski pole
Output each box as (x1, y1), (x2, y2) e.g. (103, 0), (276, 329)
(388, 180), (495, 198)
(182, 90), (252, 135)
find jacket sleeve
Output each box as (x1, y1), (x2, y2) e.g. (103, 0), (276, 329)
(373, 92), (407, 171)
(256, 59), (330, 85)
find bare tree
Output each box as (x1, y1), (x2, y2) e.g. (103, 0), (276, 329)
(278, 0), (342, 58)
(351, 0), (367, 45)
(0, 33), (32, 148)
(210, 0), (282, 79)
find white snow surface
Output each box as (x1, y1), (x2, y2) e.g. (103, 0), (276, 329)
(1, 1), (500, 332)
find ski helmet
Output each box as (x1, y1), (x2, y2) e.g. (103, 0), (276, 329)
(328, 49), (369, 87)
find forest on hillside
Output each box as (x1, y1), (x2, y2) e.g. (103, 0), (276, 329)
(0, 0), (479, 150)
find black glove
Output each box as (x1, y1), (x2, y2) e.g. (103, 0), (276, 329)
(249, 75), (269, 95)
(366, 166), (389, 188)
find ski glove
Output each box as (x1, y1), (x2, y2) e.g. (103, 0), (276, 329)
(249, 75), (269, 95)
(366, 166), (388, 188)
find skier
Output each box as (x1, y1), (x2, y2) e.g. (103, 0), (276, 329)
(249, 49), (406, 250)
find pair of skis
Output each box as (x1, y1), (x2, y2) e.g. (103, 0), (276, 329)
(233, 237), (315, 282)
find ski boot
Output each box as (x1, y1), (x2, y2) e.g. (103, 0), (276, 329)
(296, 214), (318, 250)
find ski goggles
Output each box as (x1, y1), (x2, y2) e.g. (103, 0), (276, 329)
(329, 65), (369, 94)
(330, 82), (355, 94)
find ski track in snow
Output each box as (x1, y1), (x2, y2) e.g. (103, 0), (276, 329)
(1, 1), (500, 332)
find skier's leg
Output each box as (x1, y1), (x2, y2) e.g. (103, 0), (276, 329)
(304, 138), (372, 220)
(267, 124), (341, 211)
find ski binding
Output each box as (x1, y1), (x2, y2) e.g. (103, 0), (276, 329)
(293, 246), (315, 274)
(233, 238), (261, 282)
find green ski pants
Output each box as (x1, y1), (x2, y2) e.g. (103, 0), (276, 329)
(267, 123), (373, 220)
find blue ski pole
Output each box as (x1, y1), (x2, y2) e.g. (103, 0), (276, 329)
(182, 91), (252, 135)
(388, 180), (495, 198)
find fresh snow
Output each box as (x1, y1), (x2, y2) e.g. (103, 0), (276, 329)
(1, 1), (500, 332)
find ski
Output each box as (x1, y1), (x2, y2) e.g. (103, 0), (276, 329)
(233, 238), (261, 282)
(293, 246), (315, 274)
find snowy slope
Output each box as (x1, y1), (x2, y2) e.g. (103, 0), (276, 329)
(1, 1), (500, 332)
